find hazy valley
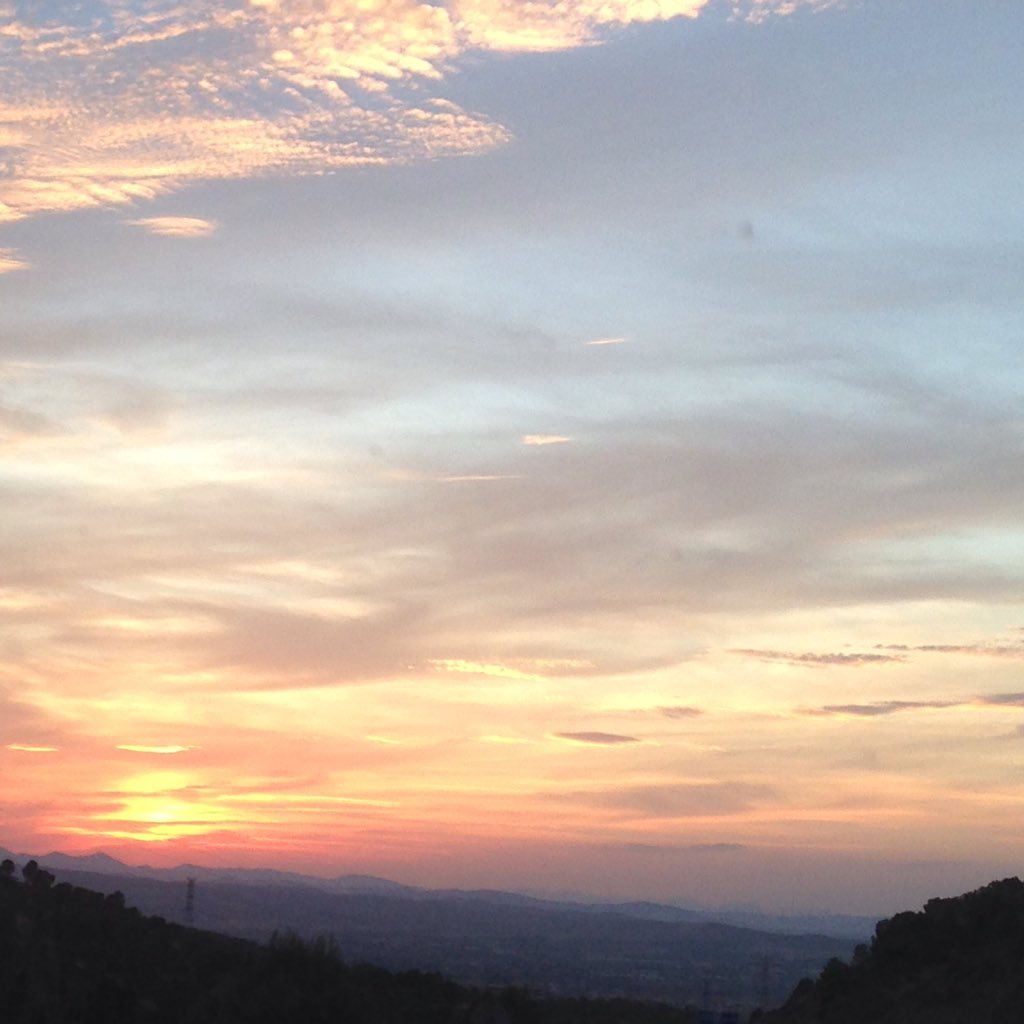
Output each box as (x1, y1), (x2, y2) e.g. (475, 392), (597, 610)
(2, 847), (864, 1016)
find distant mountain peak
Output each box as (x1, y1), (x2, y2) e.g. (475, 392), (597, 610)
(37, 850), (134, 873)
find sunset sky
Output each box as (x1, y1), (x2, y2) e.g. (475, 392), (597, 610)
(2, 0), (1024, 917)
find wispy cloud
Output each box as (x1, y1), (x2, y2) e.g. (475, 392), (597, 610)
(437, 474), (518, 482)
(729, 0), (840, 24)
(0, 404), (65, 445)
(552, 731), (640, 745)
(0, 0), (821, 228)
(128, 216), (218, 238)
(115, 744), (196, 754)
(430, 659), (544, 681)
(602, 841), (745, 854)
(734, 650), (907, 667)
(0, 2), (507, 224)
(804, 700), (956, 718)
(522, 434), (572, 446)
(561, 781), (776, 817)
(658, 706), (704, 719)
(803, 692), (1024, 717)
(453, 0), (710, 53)
(978, 693), (1024, 708)
(0, 249), (30, 273)
(877, 644), (1024, 659)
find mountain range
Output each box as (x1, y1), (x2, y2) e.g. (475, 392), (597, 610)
(0, 845), (866, 1015)
(1, 846), (874, 938)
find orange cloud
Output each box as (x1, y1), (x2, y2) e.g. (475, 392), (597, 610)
(0, 0), (825, 227)
(452, 0), (710, 53)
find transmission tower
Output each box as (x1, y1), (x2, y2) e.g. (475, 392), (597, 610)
(184, 876), (196, 927)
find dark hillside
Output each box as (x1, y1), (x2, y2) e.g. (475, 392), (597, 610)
(756, 877), (1024, 1024)
(0, 860), (697, 1023)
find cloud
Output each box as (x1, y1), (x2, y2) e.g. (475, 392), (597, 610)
(128, 216), (219, 238)
(452, 0), (710, 53)
(521, 434), (573, 446)
(878, 644), (1024, 659)
(805, 700), (956, 718)
(0, 2), (506, 225)
(0, 249), (30, 273)
(686, 842), (745, 853)
(191, 602), (430, 688)
(604, 840), (745, 854)
(732, 0), (837, 23)
(436, 474), (519, 482)
(553, 731), (639, 745)
(658, 706), (704, 719)
(0, 0), (824, 228)
(803, 693), (1024, 717)
(564, 781), (776, 817)
(115, 745), (196, 754)
(0, 684), (69, 774)
(430, 659), (544, 681)
(0, 405), (66, 446)
(977, 693), (1024, 708)
(734, 649), (908, 667)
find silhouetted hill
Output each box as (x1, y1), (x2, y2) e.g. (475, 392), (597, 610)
(756, 877), (1024, 1024)
(0, 860), (697, 1023)
(39, 865), (855, 1013)
(3, 847), (875, 939)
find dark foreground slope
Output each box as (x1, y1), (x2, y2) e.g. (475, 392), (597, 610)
(0, 867), (696, 1024)
(757, 877), (1024, 1024)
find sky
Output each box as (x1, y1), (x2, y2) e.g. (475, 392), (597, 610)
(2, 0), (1024, 917)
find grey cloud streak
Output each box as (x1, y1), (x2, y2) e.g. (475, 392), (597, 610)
(804, 693), (1024, 718)
(553, 732), (639, 745)
(558, 782), (777, 818)
(606, 841), (745, 854)
(735, 650), (907, 667)
(658, 706), (704, 719)
(878, 644), (1024, 660)
(805, 701), (956, 718)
